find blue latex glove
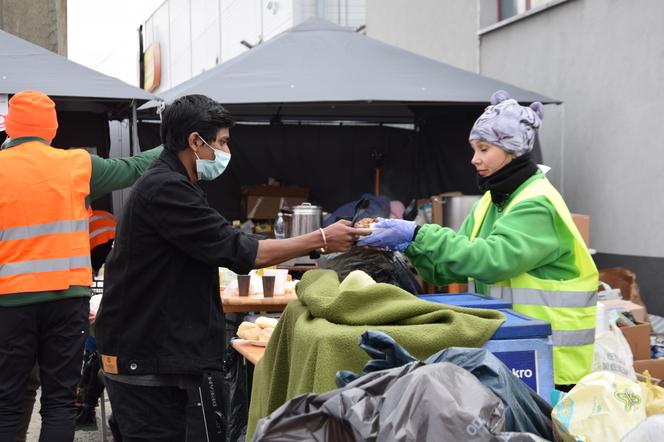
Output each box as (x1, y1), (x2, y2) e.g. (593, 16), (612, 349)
(356, 218), (417, 252)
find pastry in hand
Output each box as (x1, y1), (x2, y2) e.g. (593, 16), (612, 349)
(355, 217), (377, 228)
(237, 321), (260, 340)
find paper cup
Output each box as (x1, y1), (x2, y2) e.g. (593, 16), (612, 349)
(262, 275), (276, 298)
(264, 269), (288, 295)
(237, 275), (251, 297)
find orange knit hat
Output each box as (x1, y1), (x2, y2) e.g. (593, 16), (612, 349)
(5, 90), (58, 142)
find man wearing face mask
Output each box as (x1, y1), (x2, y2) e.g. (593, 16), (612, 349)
(95, 94), (370, 441)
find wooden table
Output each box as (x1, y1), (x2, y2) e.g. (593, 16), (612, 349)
(231, 340), (266, 365)
(221, 292), (297, 313)
(276, 264), (319, 272)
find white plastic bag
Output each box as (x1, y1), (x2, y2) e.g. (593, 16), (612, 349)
(592, 322), (636, 380)
(622, 415), (664, 442)
(597, 281), (622, 301)
(553, 371), (646, 442)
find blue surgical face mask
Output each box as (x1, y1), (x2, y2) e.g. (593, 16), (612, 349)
(194, 135), (231, 181)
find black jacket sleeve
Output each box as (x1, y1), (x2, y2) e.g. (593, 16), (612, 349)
(146, 177), (258, 275)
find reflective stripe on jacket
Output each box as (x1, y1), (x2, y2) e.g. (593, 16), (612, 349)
(89, 210), (116, 250)
(0, 141), (93, 295)
(469, 176), (598, 385)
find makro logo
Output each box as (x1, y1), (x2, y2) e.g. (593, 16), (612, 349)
(466, 416), (486, 436)
(511, 368), (534, 379)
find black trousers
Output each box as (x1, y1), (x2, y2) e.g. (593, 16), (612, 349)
(0, 298), (88, 442)
(106, 377), (226, 442)
(105, 379), (189, 442)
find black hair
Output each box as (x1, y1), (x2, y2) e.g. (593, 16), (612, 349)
(160, 94), (234, 152)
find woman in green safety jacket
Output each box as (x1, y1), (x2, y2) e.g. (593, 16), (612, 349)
(359, 90), (598, 389)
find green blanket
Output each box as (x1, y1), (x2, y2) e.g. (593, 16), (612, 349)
(246, 270), (505, 439)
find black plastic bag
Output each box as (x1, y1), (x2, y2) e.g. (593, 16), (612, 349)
(223, 346), (249, 442)
(319, 249), (422, 294)
(253, 361), (506, 441)
(337, 330), (553, 440)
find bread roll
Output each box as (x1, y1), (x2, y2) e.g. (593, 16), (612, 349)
(355, 217), (376, 228)
(237, 321), (260, 340)
(259, 327), (274, 342)
(256, 316), (279, 329)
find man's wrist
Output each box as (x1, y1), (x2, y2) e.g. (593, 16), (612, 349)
(319, 228), (328, 253)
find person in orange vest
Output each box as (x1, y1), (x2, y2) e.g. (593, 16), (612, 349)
(16, 210), (119, 437)
(72, 209), (117, 430)
(0, 90), (162, 442)
(89, 209), (117, 274)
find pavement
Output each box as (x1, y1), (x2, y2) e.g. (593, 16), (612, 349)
(25, 389), (113, 442)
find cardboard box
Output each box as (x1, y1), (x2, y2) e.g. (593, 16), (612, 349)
(571, 213), (590, 247)
(621, 322), (652, 361)
(240, 185), (309, 220)
(634, 359), (664, 385)
(600, 299), (648, 323)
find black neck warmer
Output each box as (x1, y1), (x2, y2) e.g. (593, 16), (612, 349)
(477, 153), (538, 208)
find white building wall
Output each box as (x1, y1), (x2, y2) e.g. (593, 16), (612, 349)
(143, 0), (366, 92)
(366, 0), (479, 72)
(191, 0), (222, 74)
(479, 0), (664, 258)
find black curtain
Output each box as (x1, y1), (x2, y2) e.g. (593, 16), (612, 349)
(203, 124), (422, 221)
(415, 110), (483, 198)
(137, 120), (490, 221)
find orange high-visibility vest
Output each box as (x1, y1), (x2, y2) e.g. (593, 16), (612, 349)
(89, 210), (116, 250)
(0, 141), (93, 295)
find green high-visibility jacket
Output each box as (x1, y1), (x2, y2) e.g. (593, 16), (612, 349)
(406, 170), (598, 385)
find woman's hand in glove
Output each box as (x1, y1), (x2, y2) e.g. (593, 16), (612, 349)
(323, 220), (372, 253)
(356, 218), (417, 252)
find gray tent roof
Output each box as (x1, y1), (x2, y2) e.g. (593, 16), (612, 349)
(143, 18), (557, 122)
(0, 29), (155, 118)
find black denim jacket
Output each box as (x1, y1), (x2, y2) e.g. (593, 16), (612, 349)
(97, 149), (258, 375)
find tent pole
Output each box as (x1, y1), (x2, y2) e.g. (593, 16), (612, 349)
(560, 103), (566, 197)
(131, 101), (140, 156)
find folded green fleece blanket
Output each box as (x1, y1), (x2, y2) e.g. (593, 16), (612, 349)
(246, 270), (505, 439)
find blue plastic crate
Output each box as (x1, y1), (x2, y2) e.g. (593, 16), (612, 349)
(483, 309), (554, 402)
(417, 293), (512, 310)
(420, 294), (554, 402)
(490, 308), (551, 339)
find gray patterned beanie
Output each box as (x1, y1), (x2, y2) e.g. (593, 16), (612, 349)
(469, 90), (544, 157)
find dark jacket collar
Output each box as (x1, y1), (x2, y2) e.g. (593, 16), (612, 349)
(159, 148), (192, 181)
(4, 136), (50, 149)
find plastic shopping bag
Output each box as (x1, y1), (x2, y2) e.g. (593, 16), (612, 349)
(640, 371), (664, 416)
(622, 415), (664, 442)
(592, 322), (636, 380)
(552, 371), (647, 442)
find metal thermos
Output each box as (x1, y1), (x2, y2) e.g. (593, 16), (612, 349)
(288, 202), (322, 237)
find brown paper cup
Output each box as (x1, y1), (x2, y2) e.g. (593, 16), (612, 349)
(237, 275), (251, 297)
(262, 275), (275, 298)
